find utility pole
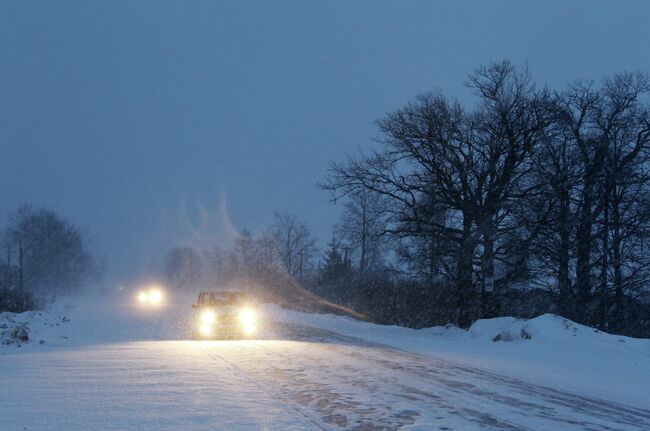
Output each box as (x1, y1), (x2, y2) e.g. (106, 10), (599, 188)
(18, 241), (24, 293)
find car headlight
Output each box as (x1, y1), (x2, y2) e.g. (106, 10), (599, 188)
(199, 324), (212, 336)
(243, 323), (255, 335)
(148, 289), (163, 303)
(239, 308), (257, 325)
(137, 291), (148, 303)
(200, 310), (216, 324)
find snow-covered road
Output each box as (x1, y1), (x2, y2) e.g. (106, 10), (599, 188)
(1, 297), (649, 430)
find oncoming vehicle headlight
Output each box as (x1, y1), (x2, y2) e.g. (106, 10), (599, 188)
(243, 323), (255, 335)
(148, 289), (163, 303)
(136, 286), (164, 305)
(239, 308), (257, 325)
(199, 324), (212, 336)
(200, 310), (216, 324)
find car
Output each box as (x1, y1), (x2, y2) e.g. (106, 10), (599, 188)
(192, 290), (259, 339)
(136, 286), (164, 305)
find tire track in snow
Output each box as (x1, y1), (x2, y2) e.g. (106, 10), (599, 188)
(194, 334), (421, 429)
(196, 341), (328, 430)
(245, 335), (528, 431)
(187, 322), (650, 430)
(295, 325), (650, 431)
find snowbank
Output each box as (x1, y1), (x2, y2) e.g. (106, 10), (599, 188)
(0, 293), (193, 353)
(0, 310), (71, 350)
(264, 305), (650, 407)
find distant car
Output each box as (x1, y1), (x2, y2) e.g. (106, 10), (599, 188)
(192, 290), (259, 339)
(136, 285), (164, 305)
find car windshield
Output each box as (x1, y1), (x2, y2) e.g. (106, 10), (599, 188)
(198, 292), (245, 307)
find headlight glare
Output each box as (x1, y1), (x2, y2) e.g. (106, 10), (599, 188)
(243, 323), (255, 335)
(199, 324), (212, 336)
(239, 308), (256, 325)
(201, 310), (216, 324)
(148, 289), (162, 303)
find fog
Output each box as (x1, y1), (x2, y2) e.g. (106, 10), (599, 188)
(2, 1), (649, 281)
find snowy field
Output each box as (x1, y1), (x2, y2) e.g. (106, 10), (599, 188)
(1, 293), (650, 430)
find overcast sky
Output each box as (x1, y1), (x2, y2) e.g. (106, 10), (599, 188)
(2, 1), (649, 283)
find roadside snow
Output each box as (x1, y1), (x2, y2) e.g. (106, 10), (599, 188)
(0, 294), (191, 353)
(264, 305), (650, 408)
(0, 310), (71, 349)
(3, 295), (649, 410)
(2, 294), (650, 430)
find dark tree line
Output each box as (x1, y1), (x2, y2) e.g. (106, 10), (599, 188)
(323, 62), (650, 335)
(0, 205), (101, 311)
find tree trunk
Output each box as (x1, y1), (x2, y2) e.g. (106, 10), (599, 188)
(575, 175), (594, 324)
(456, 210), (475, 328)
(480, 215), (496, 318)
(428, 234), (437, 286)
(612, 195), (624, 330)
(557, 189), (572, 317)
(598, 174), (610, 327)
(359, 202), (368, 274)
(18, 241), (24, 293)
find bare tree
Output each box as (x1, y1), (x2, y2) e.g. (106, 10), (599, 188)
(335, 190), (387, 274)
(525, 114), (581, 316)
(164, 246), (203, 291)
(270, 212), (317, 279)
(553, 73), (650, 322)
(324, 90), (479, 326)
(466, 62), (554, 316)
(255, 230), (282, 272)
(4, 204), (99, 300)
(595, 73), (650, 327)
(324, 61), (552, 325)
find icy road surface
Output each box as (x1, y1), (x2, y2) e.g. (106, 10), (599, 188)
(2, 297), (650, 430)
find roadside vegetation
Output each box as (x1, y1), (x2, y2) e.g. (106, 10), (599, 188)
(164, 61), (650, 338)
(0, 205), (101, 312)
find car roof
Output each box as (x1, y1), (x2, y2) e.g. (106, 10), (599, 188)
(199, 290), (246, 294)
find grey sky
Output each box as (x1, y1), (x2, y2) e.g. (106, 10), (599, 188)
(2, 1), (649, 282)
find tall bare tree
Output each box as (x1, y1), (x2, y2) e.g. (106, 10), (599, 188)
(335, 190), (387, 274)
(554, 73), (650, 322)
(270, 212), (317, 279)
(325, 61), (552, 325)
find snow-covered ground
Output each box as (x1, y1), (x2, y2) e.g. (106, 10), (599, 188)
(1, 293), (649, 430)
(265, 306), (650, 408)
